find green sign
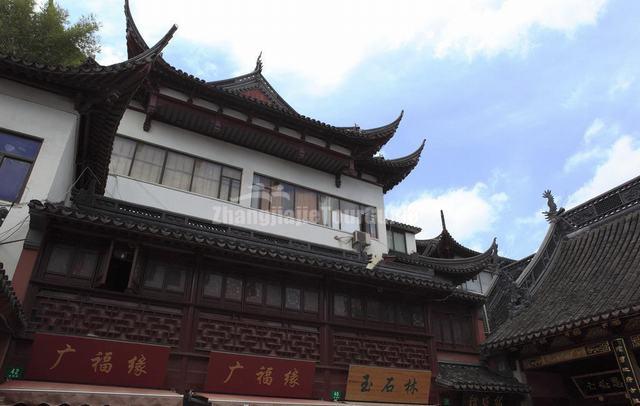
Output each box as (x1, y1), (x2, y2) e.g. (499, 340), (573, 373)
(330, 390), (343, 401)
(442, 398), (451, 406)
(6, 367), (23, 379)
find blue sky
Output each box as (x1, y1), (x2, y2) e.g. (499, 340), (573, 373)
(64, 0), (640, 259)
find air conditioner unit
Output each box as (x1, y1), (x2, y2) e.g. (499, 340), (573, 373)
(352, 231), (371, 248)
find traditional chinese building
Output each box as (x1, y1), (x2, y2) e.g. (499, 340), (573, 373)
(483, 175), (640, 406)
(0, 2), (528, 405)
(390, 215), (529, 405)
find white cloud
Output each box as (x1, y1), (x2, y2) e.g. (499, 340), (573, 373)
(515, 207), (547, 226)
(567, 135), (640, 207)
(97, 45), (126, 66)
(374, 149), (387, 158)
(506, 206), (549, 256)
(564, 118), (620, 173)
(564, 147), (606, 172)
(583, 118), (605, 143)
(608, 73), (635, 97)
(385, 182), (507, 243)
(563, 77), (593, 109)
(111, 0), (609, 94)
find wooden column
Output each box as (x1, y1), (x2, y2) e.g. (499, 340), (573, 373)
(12, 247), (40, 303)
(176, 253), (202, 393)
(319, 274), (331, 398)
(426, 301), (440, 405)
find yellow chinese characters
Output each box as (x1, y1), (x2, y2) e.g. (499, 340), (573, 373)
(256, 366), (273, 386)
(49, 344), (76, 370)
(91, 351), (113, 374)
(224, 361), (244, 383)
(128, 354), (147, 376)
(284, 368), (300, 388)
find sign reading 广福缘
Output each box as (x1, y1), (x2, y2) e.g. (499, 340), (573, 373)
(26, 333), (170, 388)
(345, 365), (431, 404)
(204, 351), (316, 398)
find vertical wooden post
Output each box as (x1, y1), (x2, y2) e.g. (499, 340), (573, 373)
(178, 252), (202, 392)
(12, 247), (40, 303)
(319, 274), (331, 398)
(426, 301), (440, 405)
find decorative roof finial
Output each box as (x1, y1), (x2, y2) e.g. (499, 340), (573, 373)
(255, 51), (263, 73)
(440, 210), (447, 230)
(542, 189), (565, 222)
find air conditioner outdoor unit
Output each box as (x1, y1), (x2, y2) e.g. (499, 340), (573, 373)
(352, 231), (371, 248)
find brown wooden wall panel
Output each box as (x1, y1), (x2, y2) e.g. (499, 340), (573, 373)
(184, 355), (209, 391)
(332, 330), (430, 370)
(194, 311), (320, 361)
(166, 354), (186, 391)
(28, 289), (183, 347)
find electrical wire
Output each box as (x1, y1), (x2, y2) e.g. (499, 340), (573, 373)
(62, 166), (102, 202)
(0, 212), (28, 238)
(0, 166), (102, 243)
(0, 215), (29, 243)
(0, 238), (26, 246)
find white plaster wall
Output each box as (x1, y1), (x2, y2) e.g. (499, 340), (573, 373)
(108, 109), (389, 260)
(0, 79), (79, 278)
(461, 270), (497, 294)
(405, 232), (417, 254)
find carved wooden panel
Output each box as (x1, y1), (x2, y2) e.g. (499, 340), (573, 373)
(28, 290), (182, 347)
(195, 312), (320, 361)
(333, 331), (430, 369)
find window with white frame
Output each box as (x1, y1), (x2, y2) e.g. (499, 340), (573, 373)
(109, 136), (241, 203)
(250, 174), (378, 238)
(387, 229), (407, 253)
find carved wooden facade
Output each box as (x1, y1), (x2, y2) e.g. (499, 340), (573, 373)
(10, 216), (487, 401)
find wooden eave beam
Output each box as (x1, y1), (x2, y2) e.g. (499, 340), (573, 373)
(143, 90), (159, 131)
(152, 93), (353, 168)
(147, 67), (378, 154)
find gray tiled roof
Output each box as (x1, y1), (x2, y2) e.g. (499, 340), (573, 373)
(436, 362), (529, 393)
(484, 204), (640, 350)
(0, 262), (26, 330)
(484, 254), (534, 332)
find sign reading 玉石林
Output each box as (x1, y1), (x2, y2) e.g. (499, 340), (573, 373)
(345, 365), (431, 404)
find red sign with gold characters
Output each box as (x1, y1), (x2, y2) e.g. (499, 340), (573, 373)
(26, 333), (170, 388)
(204, 351), (316, 398)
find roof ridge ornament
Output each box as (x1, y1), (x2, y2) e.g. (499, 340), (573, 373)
(255, 51), (263, 73)
(78, 56), (100, 69)
(542, 189), (565, 222)
(440, 210), (447, 230)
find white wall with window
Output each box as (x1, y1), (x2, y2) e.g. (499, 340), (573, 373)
(461, 271), (497, 294)
(387, 229), (407, 253)
(105, 109), (389, 261)
(109, 136), (242, 203)
(405, 232), (417, 254)
(251, 174), (378, 238)
(0, 79), (79, 278)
